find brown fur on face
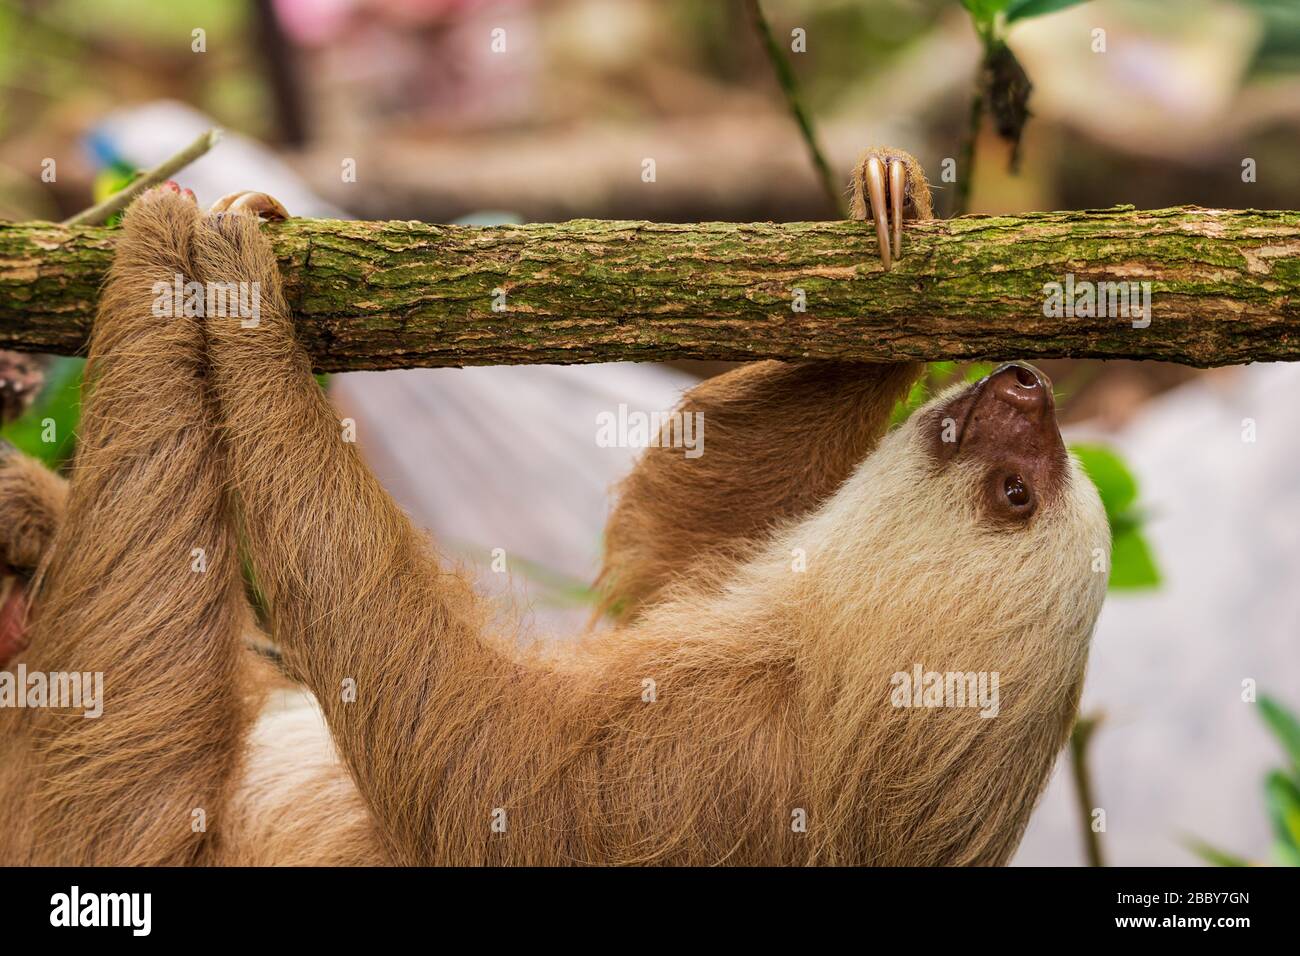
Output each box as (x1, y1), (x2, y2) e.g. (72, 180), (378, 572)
(0, 179), (1110, 865)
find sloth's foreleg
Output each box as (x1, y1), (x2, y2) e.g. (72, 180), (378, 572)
(596, 359), (922, 623)
(195, 194), (539, 863)
(3, 186), (251, 865)
(597, 146), (936, 624)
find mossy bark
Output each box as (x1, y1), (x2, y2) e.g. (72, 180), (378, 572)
(2, 205), (1298, 370)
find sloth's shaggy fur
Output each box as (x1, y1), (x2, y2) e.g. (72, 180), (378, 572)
(0, 187), (1109, 866)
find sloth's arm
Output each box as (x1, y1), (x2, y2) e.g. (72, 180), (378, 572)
(597, 360), (922, 623)
(3, 189), (251, 865)
(598, 146), (933, 624)
(195, 206), (538, 863)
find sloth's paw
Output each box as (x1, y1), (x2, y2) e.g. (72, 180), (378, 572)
(849, 146), (934, 270)
(208, 191), (289, 221)
(0, 351), (45, 426)
(0, 441), (65, 578)
(139, 179), (197, 206)
(0, 443), (66, 666)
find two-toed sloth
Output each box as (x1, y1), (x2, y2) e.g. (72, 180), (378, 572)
(0, 150), (1109, 866)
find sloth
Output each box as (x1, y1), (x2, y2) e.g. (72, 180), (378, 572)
(0, 149), (1110, 866)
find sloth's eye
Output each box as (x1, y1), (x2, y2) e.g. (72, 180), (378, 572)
(1004, 475), (1031, 508)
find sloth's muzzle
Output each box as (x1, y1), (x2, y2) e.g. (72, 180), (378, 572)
(926, 362), (1068, 504)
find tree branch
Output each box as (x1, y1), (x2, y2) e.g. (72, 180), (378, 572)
(2, 205), (1298, 370)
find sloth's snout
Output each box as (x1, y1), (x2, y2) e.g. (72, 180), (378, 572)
(927, 361), (1066, 482)
(926, 361), (1068, 516)
(948, 362), (1060, 452)
(985, 363), (1053, 419)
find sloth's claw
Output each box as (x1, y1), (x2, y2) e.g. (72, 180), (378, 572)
(208, 191), (289, 222)
(890, 158), (906, 264)
(850, 147), (934, 270)
(863, 156), (892, 270)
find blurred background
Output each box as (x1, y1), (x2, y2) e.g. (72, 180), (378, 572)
(1, 0), (1298, 866)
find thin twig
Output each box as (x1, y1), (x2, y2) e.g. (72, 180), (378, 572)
(954, 84), (983, 216)
(744, 0), (846, 218)
(61, 129), (223, 227)
(1069, 713), (1106, 867)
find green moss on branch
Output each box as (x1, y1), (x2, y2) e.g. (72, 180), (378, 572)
(2, 205), (1298, 370)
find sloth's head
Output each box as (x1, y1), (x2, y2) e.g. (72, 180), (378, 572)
(796, 362), (1110, 663)
(787, 364), (1111, 864)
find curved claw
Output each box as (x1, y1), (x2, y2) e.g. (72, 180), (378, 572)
(849, 147), (934, 270)
(864, 156), (892, 271)
(208, 191), (289, 221)
(889, 159), (905, 263)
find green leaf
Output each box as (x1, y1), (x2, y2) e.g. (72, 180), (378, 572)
(962, 0), (1010, 26)
(1259, 696), (1300, 778)
(1071, 443), (1160, 589)
(928, 361), (957, 383)
(1183, 837), (1253, 868)
(1005, 0), (1092, 24)
(1070, 443), (1138, 521)
(92, 164), (139, 228)
(1274, 841), (1300, 867)
(889, 362), (987, 427)
(1263, 770), (1300, 854)
(1108, 526), (1160, 590)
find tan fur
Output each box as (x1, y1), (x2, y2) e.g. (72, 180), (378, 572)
(0, 185), (1109, 866)
(0, 451), (66, 575)
(0, 194), (378, 866)
(848, 146), (934, 221)
(597, 359), (923, 623)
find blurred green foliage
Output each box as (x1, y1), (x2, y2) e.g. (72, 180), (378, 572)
(1243, 0), (1300, 75)
(962, 0), (1092, 35)
(1003, 0), (1092, 25)
(92, 161), (137, 226)
(1071, 443), (1159, 590)
(1190, 695), (1300, 867)
(0, 356), (83, 468)
(0, 0), (265, 141)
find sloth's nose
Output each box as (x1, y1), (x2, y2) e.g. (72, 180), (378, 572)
(986, 363), (1053, 417)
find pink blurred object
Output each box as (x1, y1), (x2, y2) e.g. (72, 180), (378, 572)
(274, 0), (526, 46)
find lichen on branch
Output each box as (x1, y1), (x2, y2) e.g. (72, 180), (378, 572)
(2, 205), (1298, 370)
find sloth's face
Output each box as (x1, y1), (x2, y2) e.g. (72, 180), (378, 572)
(808, 362), (1111, 662)
(921, 363), (1069, 527)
